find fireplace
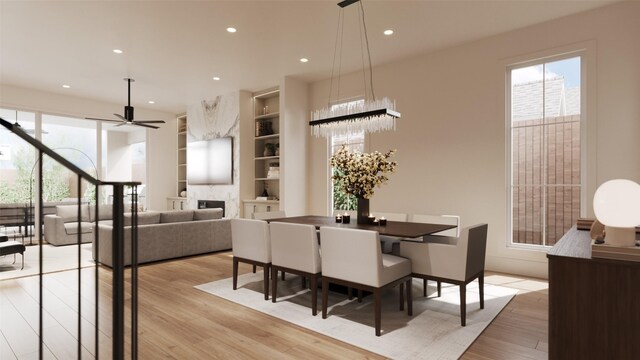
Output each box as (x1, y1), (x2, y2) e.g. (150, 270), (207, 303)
(197, 200), (226, 217)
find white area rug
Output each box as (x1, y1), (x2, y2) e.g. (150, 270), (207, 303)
(0, 243), (94, 281)
(196, 272), (517, 359)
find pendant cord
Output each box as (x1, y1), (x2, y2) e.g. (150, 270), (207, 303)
(358, 4), (368, 100)
(328, 9), (344, 108)
(359, 0), (375, 100)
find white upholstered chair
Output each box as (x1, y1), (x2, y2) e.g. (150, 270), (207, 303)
(269, 222), (322, 315)
(399, 224), (488, 326)
(231, 218), (271, 300)
(372, 212), (408, 253)
(320, 227), (413, 336)
(407, 214), (461, 296)
(252, 210), (286, 220)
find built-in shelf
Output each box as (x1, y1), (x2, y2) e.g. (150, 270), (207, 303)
(176, 115), (187, 200)
(255, 156), (279, 161)
(255, 134), (279, 140)
(178, 147), (186, 151)
(255, 178), (279, 181)
(254, 112), (280, 120)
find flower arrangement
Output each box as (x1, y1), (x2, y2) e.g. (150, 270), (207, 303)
(330, 145), (397, 199)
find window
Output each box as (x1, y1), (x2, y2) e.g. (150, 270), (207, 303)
(508, 55), (582, 247)
(329, 99), (365, 212)
(0, 108), (36, 203)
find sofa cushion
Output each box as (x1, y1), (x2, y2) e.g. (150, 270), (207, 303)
(124, 211), (161, 226)
(57, 204), (90, 222)
(90, 204), (113, 222)
(64, 222), (94, 235)
(193, 208), (223, 221)
(160, 210), (194, 223)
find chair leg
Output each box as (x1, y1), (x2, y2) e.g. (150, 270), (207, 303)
(271, 266), (278, 303)
(347, 287), (353, 300)
(13, 253), (16, 264)
(357, 289), (363, 303)
(232, 257), (239, 290)
(301, 276), (306, 289)
(423, 278), (427, 297)
(399, 282), (405, 311)
(310, 275), (318, 316)
(374, 289), (382, 336)
(406, 278), (413, 316)
(437, 281), (442, 297)
(322, 278), (329, 319)
(479, 273), (485, 309)
(21, 253), (24, 270)
(263, 264), (270, 301)
(460, 283), (466, 326)
(281, 271), (285, 281)
(252, 264), (257, 273)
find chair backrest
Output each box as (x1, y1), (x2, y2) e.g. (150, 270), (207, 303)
(320, 227), (382, 287)
(412, 214), (460, 237)
(231, 218), (271, 263)
(270, 222), (320, 274)
(252, 210), (286, 220)
(371, 211), (408, 222)
(465, 224), (488, 280)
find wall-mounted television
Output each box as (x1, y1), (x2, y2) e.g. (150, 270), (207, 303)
(187, 137), (233, 185)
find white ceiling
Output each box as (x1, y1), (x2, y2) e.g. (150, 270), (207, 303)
(0, 0), (617, 115)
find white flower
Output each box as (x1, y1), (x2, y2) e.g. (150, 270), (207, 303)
(330, 145), (397, 199)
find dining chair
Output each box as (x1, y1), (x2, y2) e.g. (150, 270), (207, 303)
(320, 226), (413, 336)
(399, 223), (488, 326)
(269, 222), (322, 315)
(231, 218), (271, 300)
(408, 214), (461, 296)
(372, 212), (408, 253)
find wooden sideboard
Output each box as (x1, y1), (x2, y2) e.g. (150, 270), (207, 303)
(547, 227), (640, 359)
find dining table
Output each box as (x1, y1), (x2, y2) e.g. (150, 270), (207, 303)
(265, 215), (456, 239)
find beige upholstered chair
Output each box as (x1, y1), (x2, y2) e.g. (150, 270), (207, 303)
(320, 227), (413, 336)
(399, 224), (488, 326)
(231, 218), (271, 300)
(270, 222), (322, 315)
(408, 214), (461, 296)
(372, 212), (408, 253)
(252, 211), (286, 220)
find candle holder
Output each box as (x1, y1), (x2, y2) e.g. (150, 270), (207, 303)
(373, 218), (380, 226)
(335, 215), (342, 223)
(379, 217), (387, 226)
(368, 215), (376, 225)
(342, 213), (351, 224)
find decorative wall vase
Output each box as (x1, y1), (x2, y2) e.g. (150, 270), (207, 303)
(357, 197), (370, 225)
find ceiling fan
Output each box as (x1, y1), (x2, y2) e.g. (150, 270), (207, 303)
(86, 78), (165, 129)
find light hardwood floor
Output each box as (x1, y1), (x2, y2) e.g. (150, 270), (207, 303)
(0, 251), (548, 359)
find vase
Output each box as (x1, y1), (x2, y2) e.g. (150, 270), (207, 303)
(357, 197), (370, 225)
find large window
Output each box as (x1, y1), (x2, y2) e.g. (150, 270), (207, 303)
(329, 100), (365, 212)
(509, 55), (582, 247)
(0, 109), (36, 203)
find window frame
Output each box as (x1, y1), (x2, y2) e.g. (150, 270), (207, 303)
(506, 50), (588, 251)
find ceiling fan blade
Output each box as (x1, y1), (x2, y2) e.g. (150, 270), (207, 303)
(85, 117), (122, 123)
(134, 120), (166, 124)
(113, 122), (127, 127)
(133, 122), (159, 129)
(113, 113), (127, 121)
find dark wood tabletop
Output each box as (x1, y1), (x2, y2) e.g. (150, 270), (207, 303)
(266, 215), (456, 238)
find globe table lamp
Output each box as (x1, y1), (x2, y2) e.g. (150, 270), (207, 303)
(593, 179), (640, 247)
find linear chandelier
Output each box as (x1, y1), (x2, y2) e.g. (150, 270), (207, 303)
(309, 0), (400, 138)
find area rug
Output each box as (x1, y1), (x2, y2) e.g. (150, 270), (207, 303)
(195, 272), (517, 359)
(0, 243), (94, 281)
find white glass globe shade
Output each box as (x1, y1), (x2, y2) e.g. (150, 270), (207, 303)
(593, 179), (640, 227)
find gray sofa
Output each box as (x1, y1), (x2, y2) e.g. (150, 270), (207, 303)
(44, 204), (113, 246)
(94, 208), (231, 267)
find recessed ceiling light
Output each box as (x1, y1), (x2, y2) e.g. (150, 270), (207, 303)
(300, 58), (309, 63)
(62, 84), (71, 89)
(226, 27), (237, 33)
(113, 49), (123, 54)
(383, 29), (394, 36)
(212, 76), (221, 81)
(148, 100), (155, 104)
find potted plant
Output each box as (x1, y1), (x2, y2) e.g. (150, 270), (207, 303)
(275, 143), (280, 156)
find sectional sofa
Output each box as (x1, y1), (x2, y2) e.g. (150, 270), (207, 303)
(94, 208), (231, 267)
(44, 204), (112, 246)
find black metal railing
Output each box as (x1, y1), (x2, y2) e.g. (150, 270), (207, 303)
(0, 118), (139, 360)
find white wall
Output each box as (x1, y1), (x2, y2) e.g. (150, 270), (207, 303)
(106, 131), (131, 181)
(307, 2), (640, 278)
(0, 84), (178, 210)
